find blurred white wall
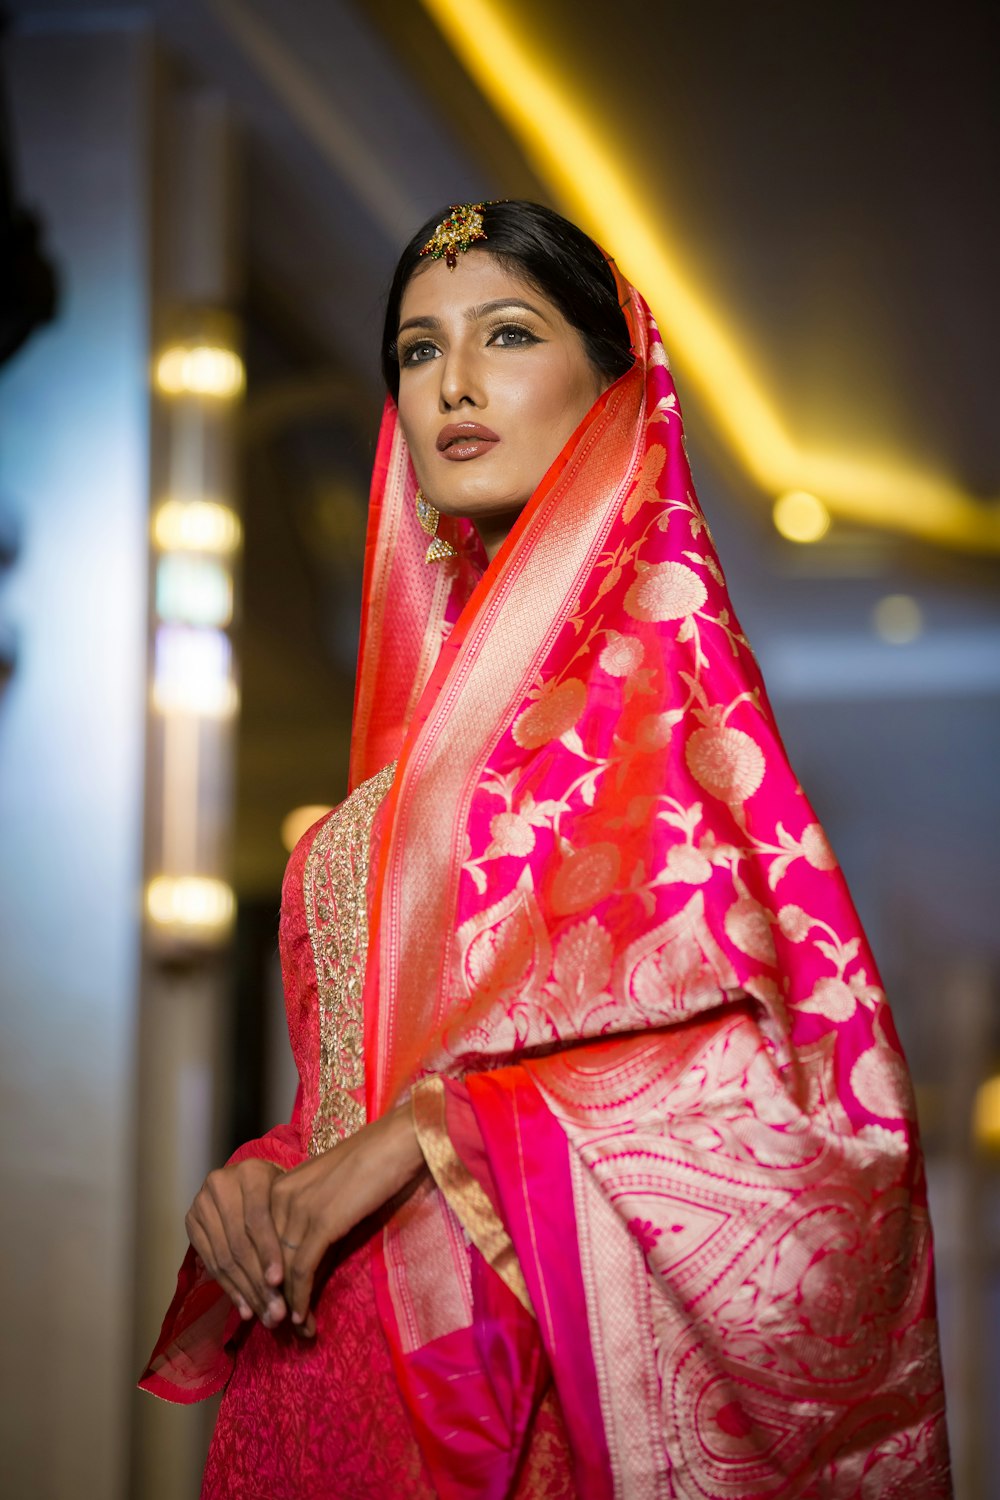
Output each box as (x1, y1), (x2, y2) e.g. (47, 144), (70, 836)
(0, 23), (152, 1500)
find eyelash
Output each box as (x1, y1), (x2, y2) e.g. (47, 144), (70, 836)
(398, 322), (541, 367)
(491, 322), (539, 350)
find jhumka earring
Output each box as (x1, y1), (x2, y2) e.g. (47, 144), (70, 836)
(415, 489), (457, 563)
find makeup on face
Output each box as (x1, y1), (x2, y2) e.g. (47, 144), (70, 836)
(396, 255), (607, 561)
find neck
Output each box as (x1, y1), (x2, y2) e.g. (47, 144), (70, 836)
(472, 508), (523, 564)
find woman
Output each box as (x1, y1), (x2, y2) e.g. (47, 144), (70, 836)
(141, 201), (951, 1498)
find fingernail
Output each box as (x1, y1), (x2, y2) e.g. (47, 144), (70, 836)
(239, 1302), (252, 1320)
(269, 1298), (284, 1320)
(291, 1311), (302, 1325)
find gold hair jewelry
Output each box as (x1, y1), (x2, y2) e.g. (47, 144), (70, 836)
(415, 488), (457, 563)
(420, 204), (487, 269)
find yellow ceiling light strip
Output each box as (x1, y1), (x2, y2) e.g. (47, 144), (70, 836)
(419, 0), (1000, 554)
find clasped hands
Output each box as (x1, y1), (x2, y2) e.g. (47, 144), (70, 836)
(185, 1103), (425, 1339)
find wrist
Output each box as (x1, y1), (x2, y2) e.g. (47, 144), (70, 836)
(381, 1101), (426, 1190)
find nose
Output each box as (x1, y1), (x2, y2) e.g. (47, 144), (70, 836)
(438, 342), (485, 412)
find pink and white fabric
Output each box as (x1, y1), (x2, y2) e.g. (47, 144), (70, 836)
(356, 266), (952, 1498)
(141, 261), (951, 1500)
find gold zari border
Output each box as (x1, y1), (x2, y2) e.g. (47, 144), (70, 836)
(411, 1076), (534, 1315)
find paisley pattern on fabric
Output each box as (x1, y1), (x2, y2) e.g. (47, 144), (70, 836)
(143, 260), (950, 1498)
(352, 273), (951, 1496)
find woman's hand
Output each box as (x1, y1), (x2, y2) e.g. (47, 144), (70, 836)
(271, 1103), (426, 1334)
(185, 1158), (289, 1329)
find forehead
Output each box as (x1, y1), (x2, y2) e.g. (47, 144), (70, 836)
(398, 251), (556, 326)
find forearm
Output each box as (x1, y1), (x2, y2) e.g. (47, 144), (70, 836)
(272, 1100), (429, 1327)
(371, 1098), (429, 1200)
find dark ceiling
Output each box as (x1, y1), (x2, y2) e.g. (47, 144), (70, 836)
(7, 0), (1000, 904)
(16, 0), (993, 486)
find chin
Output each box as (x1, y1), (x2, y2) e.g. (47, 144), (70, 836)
(441, 479), (528, 516)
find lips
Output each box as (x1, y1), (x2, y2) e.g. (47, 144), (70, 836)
(436, 423), (500, 461)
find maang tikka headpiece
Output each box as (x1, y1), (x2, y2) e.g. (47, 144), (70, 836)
(420, 203), (487, 269)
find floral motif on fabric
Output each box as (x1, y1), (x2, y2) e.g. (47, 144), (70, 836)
(351, 279), (950, 1493)
(440, 310), (918, 1152)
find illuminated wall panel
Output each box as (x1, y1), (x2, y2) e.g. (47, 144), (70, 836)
(0, 27), (151, 1500)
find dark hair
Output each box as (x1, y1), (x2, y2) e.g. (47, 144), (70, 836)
(380, 200), (634, 399)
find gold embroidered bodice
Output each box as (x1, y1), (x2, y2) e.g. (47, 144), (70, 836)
(302, 762), (396, 1155)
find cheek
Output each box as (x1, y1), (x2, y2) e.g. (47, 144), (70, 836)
(395, 407), (432, 493)
(498, 365), (597, 483)
(534, 356), (602, 440)
(395, 393), (419, 453)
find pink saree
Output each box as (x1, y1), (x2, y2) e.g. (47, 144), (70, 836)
(142, 267), (950, 1499)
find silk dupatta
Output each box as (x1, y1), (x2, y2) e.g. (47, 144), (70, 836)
(355, 269), (950, 1499)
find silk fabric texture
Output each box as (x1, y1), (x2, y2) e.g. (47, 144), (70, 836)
(352, 267), (950, 1499)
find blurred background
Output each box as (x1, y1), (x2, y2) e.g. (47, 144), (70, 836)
(0, 1), (997, 1495)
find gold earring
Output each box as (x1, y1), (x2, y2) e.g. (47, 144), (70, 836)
(415, 488), (457, 563)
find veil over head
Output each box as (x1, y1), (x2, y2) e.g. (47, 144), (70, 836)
(355, 260), (950, 1498)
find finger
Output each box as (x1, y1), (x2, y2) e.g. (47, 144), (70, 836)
(186, 1206), (248, 1314)
(185, 1198), (228, 1286)
(216, 1268), (257, 1321)
(200, 1195), (278, 1324)
(205, 1206), (277, 1326)
(206, 1170), (285, 1323)
(278, 1213), (307, 1303)
(285, 1231), (327, 1325)
(292, 1310), (317, 1340)
(186, 1206), (254, 1321)
(269, 1175), (291, 1241)
(243, 1182), (285, 1290)
(223, 1216), (286, 1326)
(273, 1185), (301, 1272)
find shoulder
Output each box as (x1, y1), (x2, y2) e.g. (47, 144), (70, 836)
(281, 762), (397, 901)
(281, 806), (338, 907)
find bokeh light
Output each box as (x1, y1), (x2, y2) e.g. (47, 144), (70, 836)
(145, 875), (236, 937)
(153, 499), (242, 554)
(421, 0), (1000, 553)
(152, 624), (238, 716)
(872, 593), (924, 645)
(281, 804), (334, 853)
(772, 490), (831, 544)
(973, 1075), (1000, 1152)
(156, 555), (233, 628)
(154, 342), (245, 399)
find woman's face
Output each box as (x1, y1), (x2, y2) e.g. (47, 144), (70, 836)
(395, 252), (610, 561)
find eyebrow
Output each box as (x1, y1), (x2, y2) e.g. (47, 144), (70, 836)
(396, 298), (549, 337)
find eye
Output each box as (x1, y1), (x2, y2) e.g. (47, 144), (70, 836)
(399, 339), (440, 367)
(490, 323), (539, 349)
